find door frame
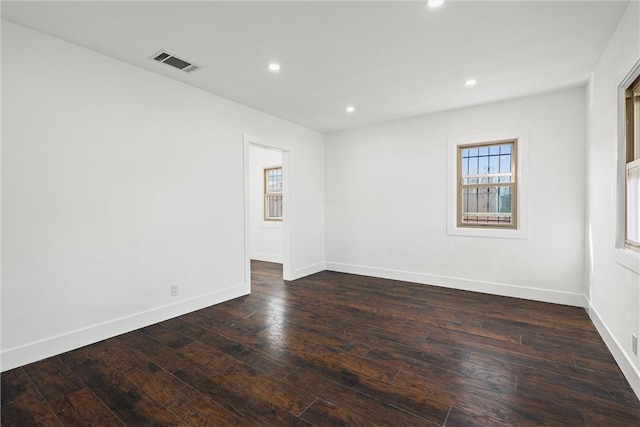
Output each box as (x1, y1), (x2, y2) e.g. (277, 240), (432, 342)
(243, 134), (292, 290)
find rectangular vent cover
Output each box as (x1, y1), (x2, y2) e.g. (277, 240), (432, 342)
(150, 50), (202, 73)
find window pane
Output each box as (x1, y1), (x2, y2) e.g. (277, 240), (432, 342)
(461, 143), (513, 184)
(489, 154), (499, 176)
(478, 152), (489, 176)
(462, 157), (469, 176)
(627, 161), (640, 245)
(265, 167), (283, 221)
(461, 186), (513, 225)
(468, 156), (478, 176)
(457, 140), (517, 229)
(266, 194), (283, 220)
(499, 155), (512, 174)
(266, 168), (282, 193)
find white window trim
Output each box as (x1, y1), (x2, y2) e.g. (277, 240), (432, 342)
(615, 248), (640, 274)
(447, 129), (530, 239)
(615, 60), (640, 274)
(261, 221), (283, 229)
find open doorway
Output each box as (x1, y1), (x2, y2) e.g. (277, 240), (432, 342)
(243, 136), (291, 290)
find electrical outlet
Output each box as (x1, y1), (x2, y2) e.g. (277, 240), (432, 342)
(633, 334), (638, 356)
(171, 284), (179, 297)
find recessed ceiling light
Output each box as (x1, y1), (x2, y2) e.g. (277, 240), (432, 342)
(346, 106), (355, 113)
(465, 79), (477, 86)
(268, 62), (281, 72)
(427, 0), (444, 8)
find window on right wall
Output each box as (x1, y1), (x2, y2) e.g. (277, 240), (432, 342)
(625, 74), (640, 250)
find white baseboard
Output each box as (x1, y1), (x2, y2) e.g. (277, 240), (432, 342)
(589, 304), (640, 401)
(250, 252), (283, 264)
(291, 262), (326, 280)
(0, 284), (248, 372)
(325, 262), (588, 308)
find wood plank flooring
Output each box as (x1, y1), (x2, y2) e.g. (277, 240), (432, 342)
(2, 260), (639, 426)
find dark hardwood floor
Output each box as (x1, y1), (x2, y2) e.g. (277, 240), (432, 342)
(2, 260), (640, 426)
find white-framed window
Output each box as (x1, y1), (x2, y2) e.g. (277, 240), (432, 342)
(264, 166), (283, 221)
(447, 129), (529, 239)
(624, 74), (640, 250)
(615, 62), (640, 274)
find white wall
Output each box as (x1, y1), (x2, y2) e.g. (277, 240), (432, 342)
(4, 8), (637, 402)
(586, 2), (640, 398)
(325, 87), (587, 307)
(1, 21), (325, 371)
(249, 146), (283, 263)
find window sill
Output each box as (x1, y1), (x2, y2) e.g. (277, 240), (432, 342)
(615, 248), (640, 274)
(261, 221), (283, 229)
(447, 225), (528, 239)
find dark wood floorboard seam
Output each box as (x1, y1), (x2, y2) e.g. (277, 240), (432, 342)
(2, 260), (639, 426)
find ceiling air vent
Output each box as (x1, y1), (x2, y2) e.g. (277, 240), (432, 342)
(150, 50), (202, 74)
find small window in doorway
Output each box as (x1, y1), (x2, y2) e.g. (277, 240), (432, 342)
(264, 167), (283, 221)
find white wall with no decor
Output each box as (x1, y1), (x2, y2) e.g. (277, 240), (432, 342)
(1, 21), (325, 371)
(4, 5), (639, 400)
(249, 146), (283, 263)
(585, 1), (640, 399)
(325, 87), (586, 307)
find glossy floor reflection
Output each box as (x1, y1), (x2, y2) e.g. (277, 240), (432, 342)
(2, 260), (639, 426)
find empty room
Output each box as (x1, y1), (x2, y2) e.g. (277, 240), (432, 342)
(2, 0), (640, 425)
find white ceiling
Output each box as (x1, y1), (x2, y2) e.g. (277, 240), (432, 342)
(1, 1), (629, 133)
